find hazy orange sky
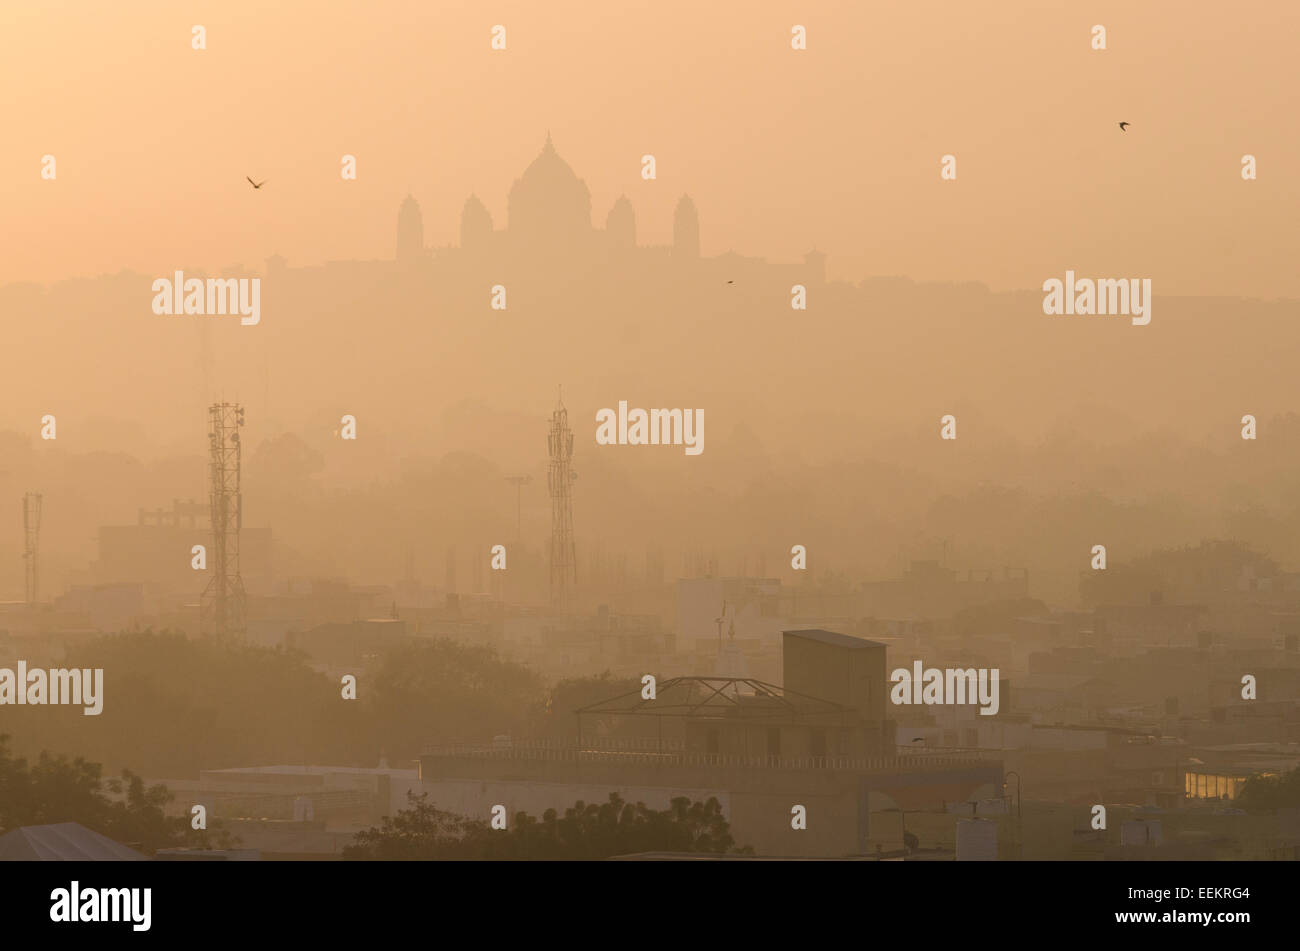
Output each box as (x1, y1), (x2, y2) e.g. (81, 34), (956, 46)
(3, 0), (1297, 296)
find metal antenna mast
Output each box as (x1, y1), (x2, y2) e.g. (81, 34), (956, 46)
(23, 492), (42, 605)
(547, 391), (576, 610)
(201, 402), (246, 637)
(505, 475), (532, 542)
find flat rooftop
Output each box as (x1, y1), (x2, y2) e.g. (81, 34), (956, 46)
(784, 629), (886, 650)
(201, 765), (417, 777)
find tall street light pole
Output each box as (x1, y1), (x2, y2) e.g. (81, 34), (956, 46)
(1003, 770), (1022, 819)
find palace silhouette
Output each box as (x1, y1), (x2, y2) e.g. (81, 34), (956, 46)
(381, 134), (827, 283)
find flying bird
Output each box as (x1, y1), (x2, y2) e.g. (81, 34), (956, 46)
(246, 176), (267, 189)
(727, 280), (734, 284)
(1118, 122), (1129, 132)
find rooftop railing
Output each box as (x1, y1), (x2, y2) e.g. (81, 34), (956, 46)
(420, 739), (995, 773)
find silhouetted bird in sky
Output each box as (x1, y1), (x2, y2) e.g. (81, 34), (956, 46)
(1118, 122), (1129, 131)
(727, 280), (734, 284)
(246, 176), (267, 189)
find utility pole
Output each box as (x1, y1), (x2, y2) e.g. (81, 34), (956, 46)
(505, 475), (532, 542)
(22, 492), (42, 605)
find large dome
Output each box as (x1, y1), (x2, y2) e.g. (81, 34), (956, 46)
(507, 134), (593, 244)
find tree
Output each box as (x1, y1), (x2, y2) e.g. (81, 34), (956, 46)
(365, 640), (542, 760)
(5, 630), (370, 777)
(529, 672), (643, 739)
(0, 734), (234, 854)
(1236, 766), (1300, 813)
(4, 630), (556, 778)
(344, 790), (750, 860)
(342, 792), (490, 860)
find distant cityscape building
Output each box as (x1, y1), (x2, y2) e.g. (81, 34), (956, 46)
(673, 194), (700, 259)
(460, 194), (493, 250)
(605, 195), (635, 250)
(508, 132), (593, 251)
(714, 618), (750, 679)
(396, 194), (423, 261)
(389, 136), (740, 270)
(421, 629), (1000, 857)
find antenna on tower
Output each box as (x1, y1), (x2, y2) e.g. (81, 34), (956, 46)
(200, 402), (246, 637)
(22, 492), (42, 606)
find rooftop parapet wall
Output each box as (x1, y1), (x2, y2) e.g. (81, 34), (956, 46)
(419, 741), (1004, 822)
(420, 740), (996, 778)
